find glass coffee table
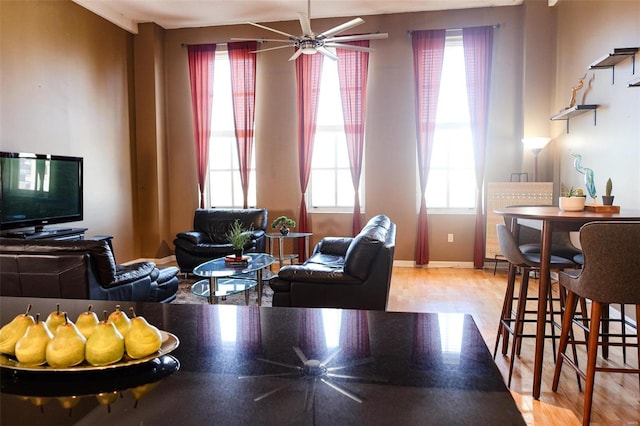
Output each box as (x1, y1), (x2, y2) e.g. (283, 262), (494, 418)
(192, 253), (276, 305)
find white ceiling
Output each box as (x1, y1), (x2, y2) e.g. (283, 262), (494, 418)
(72, 0), (524, 34)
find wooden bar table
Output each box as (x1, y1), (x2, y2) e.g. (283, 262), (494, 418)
(495, 205), (640, 399)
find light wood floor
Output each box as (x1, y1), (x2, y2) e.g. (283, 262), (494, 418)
(387, 266), (640, 425)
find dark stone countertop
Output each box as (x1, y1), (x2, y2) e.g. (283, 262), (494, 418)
(0, 297), (524, 425)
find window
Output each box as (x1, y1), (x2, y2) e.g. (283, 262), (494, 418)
(424, 33), (476, 211)
(309, 56), (361, 211)
(207, 48), (256, 208)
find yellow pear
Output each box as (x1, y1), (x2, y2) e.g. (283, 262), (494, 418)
(28, 396), (50, 413)
(131, 382), (159, 408)
(45, 304), (66, 337)
(108, 305), (131, 338)
(75, 304), (99, 339)
(45, 313), (86, 368)
(0, 304), (35, 356)
(124, 308), (162, 359)
(15, 313), (53, 365)
(85, 311), (124, 366)
(96, 391), (119, 412)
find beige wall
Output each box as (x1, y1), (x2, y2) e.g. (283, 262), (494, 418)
(2, 1), (637, 264)
(0, 0), (138, 261)
(553, 1), (640, 207)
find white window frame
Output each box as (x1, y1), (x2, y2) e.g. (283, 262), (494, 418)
(206, 47), (257, 209)
(422, 31), (477, 215)
(308, 53), (364, 213)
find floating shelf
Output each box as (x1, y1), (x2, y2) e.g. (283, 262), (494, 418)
(628, 76), (640, 87)
(550, 104), (598, 133)
(589, 47), (638, 84)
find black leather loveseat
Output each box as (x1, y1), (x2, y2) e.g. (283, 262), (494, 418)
(269, 214), (396, 311)
(173, 208), (268, 273)
(0, 238), (179, 303)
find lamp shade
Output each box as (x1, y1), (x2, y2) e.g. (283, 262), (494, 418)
(521, 137), (551, 152)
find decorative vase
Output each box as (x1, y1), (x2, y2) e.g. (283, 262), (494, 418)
(559, 196), (585, 211)
(279, 225), (290, 236)
(602, 195), (615, 206)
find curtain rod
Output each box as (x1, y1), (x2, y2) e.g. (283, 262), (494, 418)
(180, 41), (263, 48)
(407, 23), (500, 36)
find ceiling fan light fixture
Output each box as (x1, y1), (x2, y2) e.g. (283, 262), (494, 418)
(236, 0), (387, 61)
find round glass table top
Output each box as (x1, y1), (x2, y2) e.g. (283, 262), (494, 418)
(192, 253), (276, 278)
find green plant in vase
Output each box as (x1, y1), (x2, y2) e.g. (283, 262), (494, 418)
(559, 186), (586, 211)
(602, 178), (614, 206)
(226, 219), (253, 258)
(271, 216), (296, 236)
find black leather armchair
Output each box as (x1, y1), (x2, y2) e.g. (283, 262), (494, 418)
(173, 208), (268, 273)
(0, 238), (179, 303)
(270, 214), (396, 311)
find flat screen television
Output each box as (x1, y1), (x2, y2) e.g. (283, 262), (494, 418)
(0, 152), (83, 233)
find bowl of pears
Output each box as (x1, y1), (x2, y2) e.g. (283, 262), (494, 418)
(0, 303), (179, 371)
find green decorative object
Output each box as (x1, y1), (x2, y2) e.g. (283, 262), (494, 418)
(602, 178), (614, 206)
(226, 220), (253, 255)
(271, 216), (296, 235)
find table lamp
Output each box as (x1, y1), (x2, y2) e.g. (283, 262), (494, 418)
(522, 137), (551, 181)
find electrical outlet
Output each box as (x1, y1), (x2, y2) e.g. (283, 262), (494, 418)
(447, 233), (454, 243)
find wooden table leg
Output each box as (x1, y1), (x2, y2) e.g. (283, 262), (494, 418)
(533, 220), (553, 399)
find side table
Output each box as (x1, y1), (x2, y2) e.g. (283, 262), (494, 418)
(266, 232), (312, 267)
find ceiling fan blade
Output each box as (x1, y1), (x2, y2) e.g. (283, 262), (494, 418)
(254, 44), (294, 54)
(324, 43), (375, 53)
(288, 49), (305, 61)
(316, 46), (338, 61)
(318, 17), (364, 39)
(231, 37), (291, 43)
(325, 33), (389, 43)
(247, 22), (298, 40)
(297, 12), (313, 37)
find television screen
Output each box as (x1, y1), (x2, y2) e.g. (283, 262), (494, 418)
(0, 152), (83, 232)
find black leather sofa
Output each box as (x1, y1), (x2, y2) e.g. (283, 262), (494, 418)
(269, 214), (396, 311)
(0, 238), (179, 303)
(173, 208), (268, 273)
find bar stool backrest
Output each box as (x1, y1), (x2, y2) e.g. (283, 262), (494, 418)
(574, 221), (640, 304)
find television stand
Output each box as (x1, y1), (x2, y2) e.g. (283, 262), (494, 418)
(2, 227), (88, 241)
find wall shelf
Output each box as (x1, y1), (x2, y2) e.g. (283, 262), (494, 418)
(550, 104), (598, 133)
(589, 47), (638, 84)
(628, 76), (640, 87)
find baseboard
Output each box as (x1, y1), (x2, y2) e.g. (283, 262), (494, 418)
(122, 255), (176, 266)
(394, 260), (475, 268)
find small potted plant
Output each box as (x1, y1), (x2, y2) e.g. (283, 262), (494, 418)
(602, 178), (614, 206)
(226, 219), (253, 259)
(271, 216), (296, 236)
(559, 186), (586, 211)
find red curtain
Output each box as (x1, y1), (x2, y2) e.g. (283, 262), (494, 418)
(337, 42), (369, 236)
(228, 42), (257, 209)
(237, 306), (262, 355)
(462, 26), (494, 268)
(411, 30), (446, 266)
(295, 52), (324, 260)
(339, 310), (370, 358)
(187, 44), (217, 208)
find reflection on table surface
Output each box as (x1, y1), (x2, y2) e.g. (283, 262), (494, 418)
(0, 297), (525, 425)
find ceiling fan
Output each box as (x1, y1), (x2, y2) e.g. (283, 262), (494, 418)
(231, 0), (388, 61)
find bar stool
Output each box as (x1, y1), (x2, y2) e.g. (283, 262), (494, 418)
(552, 221), (640, 426)
(572, 252), (636, 364)
(493, 224), (577, 386)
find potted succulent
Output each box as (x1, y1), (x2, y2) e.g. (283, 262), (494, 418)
(559, 186), (586, 211)
(226, 219), (253, 258)
(271, 216), (296, 236)
(601, 177), (614, 206)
